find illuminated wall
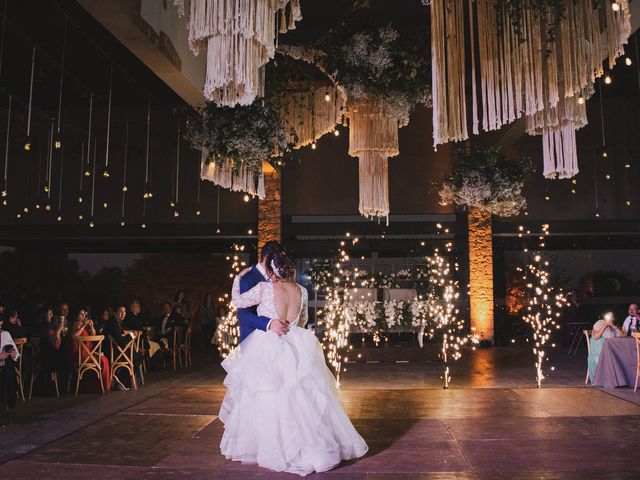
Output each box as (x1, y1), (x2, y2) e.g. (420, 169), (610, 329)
(258, 165), (282, 251)
(468, 207), (494, 343)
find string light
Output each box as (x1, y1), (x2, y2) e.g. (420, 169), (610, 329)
(54, 17), (67, 151)
(625, 57), (632, 66)
(2, 95), (11, 202)
(24, 47), (35, 152)
(85, 93), (93, 177)
(324, 93), (331, 102)
(604, 74), (612, 85)
(243, 194), (250, 202)
(121, 120), (129, 225)
(333, 129), (340, 136)
(103, 65), (113, 178)
(311, 142), (317, 150)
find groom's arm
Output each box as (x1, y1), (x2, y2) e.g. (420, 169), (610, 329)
(237, 272), (272, 332)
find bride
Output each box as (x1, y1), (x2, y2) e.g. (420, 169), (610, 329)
(219, 251), (368, 476)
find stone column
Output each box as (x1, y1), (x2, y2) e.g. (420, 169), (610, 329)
(468, 207), (494, 344)
(258, 162), (281, 251)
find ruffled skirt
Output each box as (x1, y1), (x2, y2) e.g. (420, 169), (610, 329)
(219, 326), (368, 476)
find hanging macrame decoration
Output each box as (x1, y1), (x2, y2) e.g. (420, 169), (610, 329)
(347, 98), (399, 222)
(279, 85), (344, 148)
(430, 0), (631, 178)
(176, 0), (302, 106)
(200, 152), (266, 199)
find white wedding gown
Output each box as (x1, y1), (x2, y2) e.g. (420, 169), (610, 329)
(219, 277), (368, 476)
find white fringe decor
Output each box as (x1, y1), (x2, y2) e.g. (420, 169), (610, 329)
(201, 150), (266, 199)
(430, 0), (631, 178)
(348, 99), (400, 222)
(179, 0), (302, 106)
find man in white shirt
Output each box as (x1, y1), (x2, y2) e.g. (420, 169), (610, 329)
(621, 303), (640, 336)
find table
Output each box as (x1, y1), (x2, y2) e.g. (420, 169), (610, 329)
(593, 337), (638, 388)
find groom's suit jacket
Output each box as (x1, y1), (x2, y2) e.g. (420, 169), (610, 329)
(237, 265), (270, 343)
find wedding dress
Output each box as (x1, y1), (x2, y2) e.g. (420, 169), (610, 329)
(219, 277), (368, 476)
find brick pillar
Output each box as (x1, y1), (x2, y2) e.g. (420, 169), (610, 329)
(468, 207), (494, 344)
(258, 166), (281, 252)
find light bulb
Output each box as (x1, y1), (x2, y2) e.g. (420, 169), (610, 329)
(311, 142), (317, 150)
(196, 209), (201, 216)
(605, 174), (611, 180)
(57, 215), (62, 222)
(571, 188), (576, 194)
(170, 201), (175, 207)
(2, 199), (6, 206)
(601, 150), (608, 158)
(45, 204), (51, 211)
(141, 223), (146, 229)
(324, 93), (331, 102)
(577, 96), (584, 105)
(248, 229), (253, 235)
(1, 191), (5, 197)
(54, 140), (62, 150)
(43, 185), (49, 193)
(625, 57), (632, 66)
(78, 214), (84, 220)
(120, 220), (126, 226)
(612, 2), (620, 12)
(243, 194), (250, 202)
(143, 193), (149, 199)
(626, 200), (631, 206)
(625, 163), (631, 168)
(604, 74), (612, 85)
(544, 195), (550, 201)
(595, 211), (600, 218)
(173, 210), (179, 217)
(103, 170), (110, 177)
(16, 213), (21, 219)
(333, 129), (340, 136)
(103, 202), (108, 208)
(84, 170), (91, 177)
(122, 186), (128, 192)
(78, 196), (83, 203)
(89, 222), (95, 228)
(23, 142), (31, 151)
(216, 227), (221, 234)
(23, 207), (29, 213)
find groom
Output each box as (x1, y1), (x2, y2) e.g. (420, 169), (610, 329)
(237, 240), (289, 342)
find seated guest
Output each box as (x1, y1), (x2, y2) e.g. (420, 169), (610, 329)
(94, 308), (112, 335)
(622, 303), (640, 336)
(172, 290), (191, 323)
(71, 309), (111, 392)
(0, 326), (20, 408)
(123, 300), (147, 330)
(4, 309), (27, 340)
(154, 302), (175, 348)
(588, 312), (626, 382)
(53, 302), (70, 330)
(41, 307), (67, 376)
(105, 306), (142, 388)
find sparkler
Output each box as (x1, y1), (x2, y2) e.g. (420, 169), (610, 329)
(215, 243), (247, 358)
(517, 224), (565, 388)
(426, 240), (477, 389)
(315, 236), (358, 387)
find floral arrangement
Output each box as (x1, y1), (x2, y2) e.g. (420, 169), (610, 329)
(187, 100), (295, 175)
(318, 18), (431, 123)
(439, 147), (531, 217)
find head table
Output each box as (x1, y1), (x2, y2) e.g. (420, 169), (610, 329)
(593, 337), (638, 388)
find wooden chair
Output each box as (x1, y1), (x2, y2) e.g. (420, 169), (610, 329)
(178, 326), (192, 368)
(124, 329), (145, 386)
(28, 337), (63, 398)
(109, 334), (137, 391)
(633, 332), (640, 392)
(75, 335), (105, 396)
(13, 338), (27, 402)
(164, 327), (184, 370)
(583, 329), (592, 384)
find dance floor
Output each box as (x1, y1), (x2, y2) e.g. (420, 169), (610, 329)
(2, 347), (640, 479)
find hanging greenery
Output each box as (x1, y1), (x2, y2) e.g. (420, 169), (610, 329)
(318, 17), (431, 123)
(187, 100), (295, 175)
(439, 147), (531, 217)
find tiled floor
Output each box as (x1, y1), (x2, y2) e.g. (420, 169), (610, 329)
(1, 347), (639, 479)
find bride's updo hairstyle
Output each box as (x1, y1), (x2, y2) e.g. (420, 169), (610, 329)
(267, 251), (296, 282)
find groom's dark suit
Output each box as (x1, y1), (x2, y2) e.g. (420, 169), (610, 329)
(237, 265), (271, 343)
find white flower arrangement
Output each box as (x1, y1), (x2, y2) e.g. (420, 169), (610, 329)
(439, 147), (530, 217)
